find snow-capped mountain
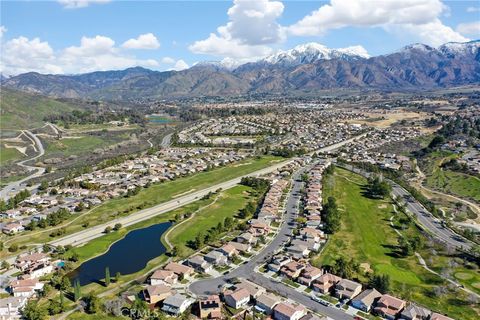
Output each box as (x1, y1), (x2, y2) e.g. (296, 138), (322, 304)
(438, 40), (480, 58)
(260, 42), (370, 66)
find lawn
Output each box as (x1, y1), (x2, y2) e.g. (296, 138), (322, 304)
(313, 168), (478, 320)
(6, 156), (281, 250)
(423, 151), (480, 203)
(167, 185), (254, 256)
(44, 135), (116, 157)
(0, 145), (25, 166)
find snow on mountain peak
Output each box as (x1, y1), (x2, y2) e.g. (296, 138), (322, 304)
(262, 42), (370, 66)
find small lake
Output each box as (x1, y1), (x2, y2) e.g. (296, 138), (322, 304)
(69, 222), (171, 286)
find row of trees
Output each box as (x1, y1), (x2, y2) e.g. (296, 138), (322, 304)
(322, 196), (341, 234)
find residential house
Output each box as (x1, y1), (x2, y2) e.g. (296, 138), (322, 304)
(286, 242), (310, 259)
(199, 295), (222, 319)
(218, 244), (238, 258)
(335, 279), (362, 300)
(255, 293), (280, 315)
(150, 270), (178, 286)
(9, 279), (44, 298)
(204, 251), (228, 266)
(374, 294), (406, 320)
(0, 296), (27, 320)
(273, 302), (306, 320)
(430, 313), (454, 320)
(185, 255), (212, 273)
(224, 288), (250, 309)
(237, 232), (257, 244)
(297, 265), (323, 287)
(350, 288), (382, 312)
(235, 280), (266, 299)
(400, 304), (432, 320)
(161, 293), (194, 316)
(2, 223), (24, 235)
(144, 284), (173, 305)
(228, 241), (251, 253)
(312, 273), (342, 294)
(164, 262), (194, 280)
(280, 261), (305, 279)
(268, 255), (291, 272)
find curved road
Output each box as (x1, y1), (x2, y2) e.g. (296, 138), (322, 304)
(0, 130), (46, 200)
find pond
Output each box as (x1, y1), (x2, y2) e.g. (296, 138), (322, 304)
(69, 222), (171, 286)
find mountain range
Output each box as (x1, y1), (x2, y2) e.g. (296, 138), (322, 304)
(2, 40), (479, 101)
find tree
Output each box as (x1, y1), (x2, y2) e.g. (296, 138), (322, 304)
(60, 276), (72, 291)
(398, 236), (414, 256)
(104, 226), (112, 234)
(105, 266), (111, 286)
(323, 196), (341, 234)
(369, 274), (390, 293)
(38, 180), (49, 191)
(1, 260), (10, 270)
(331, 256), (359, 279)
(73, 280), (81, 301)
(367, 176), (391, 199)
(115, 272), (121, 283)
(8, 243), (19, 252)
(224, 217), (234, 230)
(84, 293), (101, 314)
(21, 301), (47, 320)
(113, 223), (122, 231)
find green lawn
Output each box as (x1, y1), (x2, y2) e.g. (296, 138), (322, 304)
(44, 135), (116, 157)
(6, 156), (282, 249)
(167, 185), (254, 256)
(313, 168), (478, 320)
(0, 145), (25, 166)
(423, 151), (480, 202)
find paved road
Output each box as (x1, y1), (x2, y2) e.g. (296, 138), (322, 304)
(161, 133), (173, 148)
(339, 164), (474, 251)
(0, 130), (46, 200)
(189, 166), (353, 320)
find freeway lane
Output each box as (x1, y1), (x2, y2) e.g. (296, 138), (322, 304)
(338, 164), (474, 251)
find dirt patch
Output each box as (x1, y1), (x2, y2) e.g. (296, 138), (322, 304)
(234, 162), (252, 167)
(4, 144), (27, 156)
(378, 204), (388, 209)
(172, 189), (196, 198)
(360, 263), (372, 273)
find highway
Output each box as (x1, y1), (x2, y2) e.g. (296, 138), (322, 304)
(0, 130), (46, 200)
(338, 164), (474, 251)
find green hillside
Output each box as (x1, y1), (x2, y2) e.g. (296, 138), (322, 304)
(0, 88), (81, 130)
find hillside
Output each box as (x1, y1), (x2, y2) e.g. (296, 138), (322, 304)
(2, 40), (479, 101)
(0, 88), (82, 130)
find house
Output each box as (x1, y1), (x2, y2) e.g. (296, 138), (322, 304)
(228, 241), (251, 253)
(273, 302), (306, 320)
(218, 244), (238, 258)
(161, 293), (194, 316)
(268, 255), (291, 272)
(430, 313), (454, 320)
(235, 280), (265, 299)
(15, 253), (50, 272)
(350, 288), (382, 312)
(0, 296), (27, 319)
(400, 304), (432, 320)
(9, 279), (44, 298)
(150, 270), (178, 286)
(2, 223), (24, 235)
(144, 284), (173, 305)
(280, 261), (305, 279)
(300, 314), (328, 320)
(312, 273), (341, 294)
(185, 255), (212, 273)
(164, 262), (194, 280)
(204, 250), (228, 266)
(224, 288), (250, 309)
(291, 239), (320, 252)
(374, 294), (406, 320)
(237, 232), (256, 244)
(199, 295), (222, 319)
(297, 265), (323, 286)
(255, 293), (280, 315)
(286, 242), (310, 259)
(335, 279), (362, 300)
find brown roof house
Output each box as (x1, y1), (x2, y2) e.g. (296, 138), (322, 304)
(335, 279), (362, 300)
(350, 288), (382, 312)
(273, 302), (306, 320)
(400, 304), (432, 320)
(144, 284), (173, 305)
(312, 273), (341, 294)
(224, 288), (250, 309)
(255, 292), (281, 315)
(297, 265), (323, 287)
(164, 262), (195, 280)
(374, 294), (406, 320)
(150, 270), (178, 286)
(429, 313), (454, 320)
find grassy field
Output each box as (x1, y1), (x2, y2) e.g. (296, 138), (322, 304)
(423, 151), (480, 203)
(167, 185), (254, 256)
(44, 135), (121, 157)
(0, 88), (80, 130)
(4, 156), (282, 249)
(313, 168), (478, 320)
(0, 145), (25, 166)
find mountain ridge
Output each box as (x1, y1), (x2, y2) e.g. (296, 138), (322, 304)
(2, 40), (479, 100)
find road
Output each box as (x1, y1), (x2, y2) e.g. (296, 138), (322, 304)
(161, 132), (173, 148)
(0, 130), (46, 200)
(339, 164), (474, 251)
(189, 166), (353, 320)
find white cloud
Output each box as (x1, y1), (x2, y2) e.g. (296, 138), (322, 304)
(58, 0), (111, 9)
(172, 59), (189, 71)
(467, 7), (480, 13)
(289, 0), (468, 46)
(161, 57), (176, 64)
(456, 21), (480, 37)
(0, 35), (159, 76)
(122, 33), (160, 50)
(189, 0), (284, 60)
(0, 26), (7, 38)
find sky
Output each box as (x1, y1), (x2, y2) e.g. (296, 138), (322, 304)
(1, 0), (479, 75)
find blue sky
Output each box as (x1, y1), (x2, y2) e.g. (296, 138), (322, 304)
(1, 0), (479, 75)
